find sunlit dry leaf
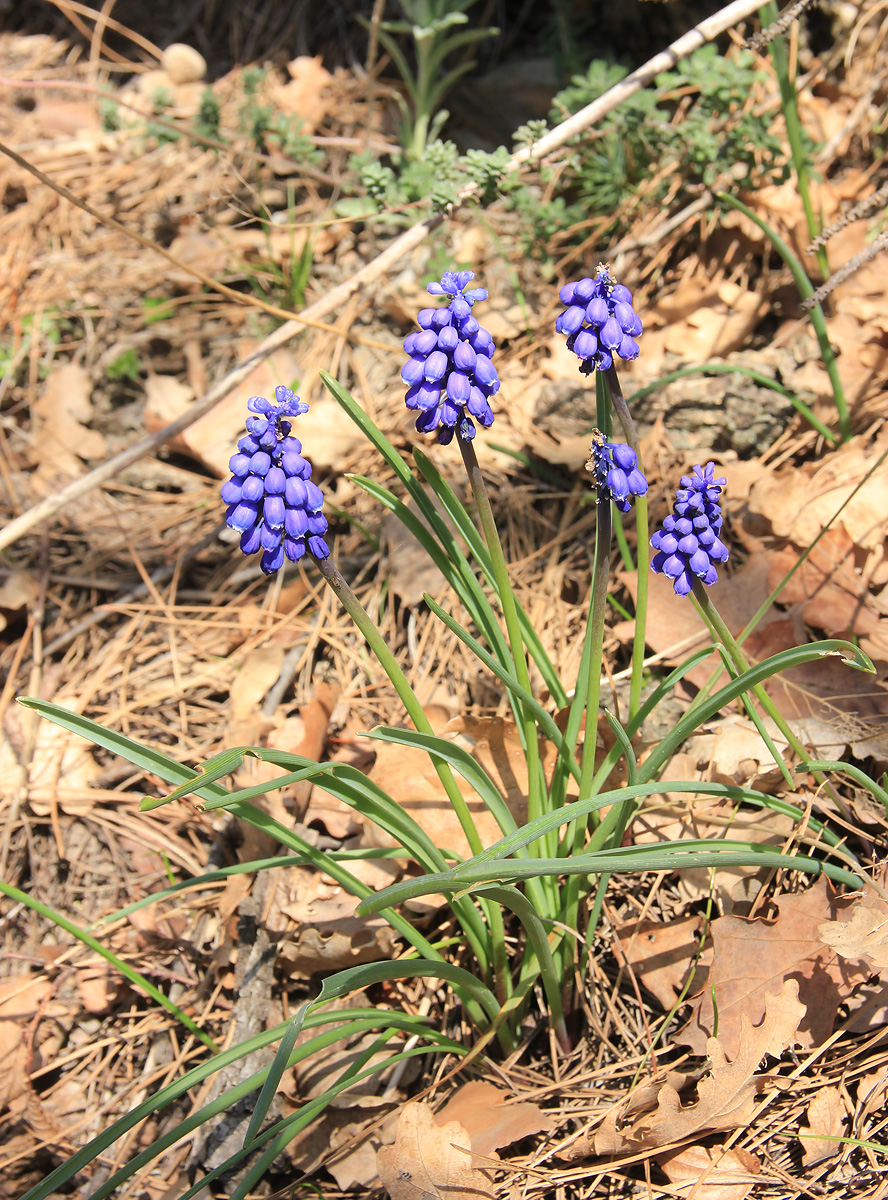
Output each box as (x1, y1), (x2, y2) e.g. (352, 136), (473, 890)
(680, 879), (870, 1055)
(76, 963), (116, 1016)
(272, 56), (333, 130)
(0, 978), (52, 1114)
(377, 1101), (493, 1200)
(657, 1143), (762, 1200)
(613, 916), (711, 1009)
(1, 694), (101, 817)
(144, 341), (302, 477)
(856, 1066), (888, 1115)
(363, 716), (535, 857)
(435, 1081), (553, 1160)
(747, 428), (888, 551)
(800, 1085), (846, 1166)
(632, 795), (796, 911)
(661, 280), (767, 361)
(590, 981), (805, 1153)
(818, 887), (888, 972)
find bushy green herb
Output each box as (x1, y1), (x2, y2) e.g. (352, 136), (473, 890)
(106, 348), (142, 381)
(194, 88), (222, 141)
(547, 47), (788, 238)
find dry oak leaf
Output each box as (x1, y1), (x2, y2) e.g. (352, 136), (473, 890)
(657, 1143), (762, 1200)
(818, 887), (888, 973)
(435, 1081), (553, 1160)
(377, 1100), (494, 1200)
(680, 878), (870, 1056)
(591, 980), (805, 1155)
(612, 915), (711, 1010)
(799, 1085), (846, 1166)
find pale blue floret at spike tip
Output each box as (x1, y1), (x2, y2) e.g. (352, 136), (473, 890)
(221, 384), (330, 576)
(402, 270), (500, 445)
(650, 462), (729, 597)
(589, 434), (648, 512)
(556, 264), (643, 375)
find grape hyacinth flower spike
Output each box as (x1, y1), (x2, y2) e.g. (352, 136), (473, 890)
(556, 264), (643, 375)
(651, 463), (729, 597)
(221, 384), (330, 576)
(587, 432), (648, 511)
(401, 269), (500, 445)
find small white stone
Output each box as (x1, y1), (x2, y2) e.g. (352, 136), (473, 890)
(161, 43), (207, 85)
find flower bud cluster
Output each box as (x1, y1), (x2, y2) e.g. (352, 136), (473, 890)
(221, 385), (330, 576)
(587, 434), (648, 512)
(651, 463), (729, 596)
(556, 265), (643, 375)
(401, 270), (499, 445)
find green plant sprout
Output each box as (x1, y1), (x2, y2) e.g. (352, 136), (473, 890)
(362, 0), (498, 159)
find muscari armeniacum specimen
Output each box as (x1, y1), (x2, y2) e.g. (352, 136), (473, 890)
(221, 385), (330, 576)
(650, 462), (729, 596)
(402, 269), (500, 445)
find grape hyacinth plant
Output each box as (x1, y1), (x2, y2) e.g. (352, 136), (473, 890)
(588, 432), (649, 512)
(651, 462), (730, 596)
(401, 269), (499, 444)
(221, 385), (330, 575)
(19, 259), (878, 1200)
(555, 264), (643, 375)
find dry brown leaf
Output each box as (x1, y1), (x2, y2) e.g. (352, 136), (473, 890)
(31, 363), (106, 488)
(613, 916), (711, 1009)
(272, 865), (400, 975)
(75, 963), (117, 1016)
(435, 1081), (553, 1160)
(144, 341), (303, 477)
(0, 978), (52, 1114)
(591, 980), (805, 1154)
(230, 646), (285, 725)
(818, 887), (888, 972)
(363, 716), (533, 857)
(680, 878), (870, 1056)
(856, 1066), (888, 1115)
(1, 693), (101, 817)
(657, 1143), (762, 1200)
(0, 571), (39, 634)
(800, 1085), (846, 1166)
(271, 56), (333, 130)
(747, 429), (888, 552)
(378, 1101), (493, 1200)
(661, 280), (767, 361)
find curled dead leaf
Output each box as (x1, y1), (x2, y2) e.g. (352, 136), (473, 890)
(680, 878), (871, 1056)
(586, 980), (805, 1155)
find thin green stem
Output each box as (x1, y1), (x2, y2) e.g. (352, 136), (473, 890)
(560, 490), (610, 1000)
(312, 553), (497, 990)
(481, 886), (570, 1053)
(458, 438), (548, 836)
(604, 365), (648, 720)
(718, 192), (849, 441)
(690, 579), (843, 808)
(761, 2), (830, 280)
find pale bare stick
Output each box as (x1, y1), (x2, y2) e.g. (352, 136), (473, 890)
(0, 0), (763, 556)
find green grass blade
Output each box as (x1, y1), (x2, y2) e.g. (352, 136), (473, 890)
(413, 448), (567, 706)
(639, 639), (874, 783)
(243, 1011), (305, 1148)
(18, 698), (230, 803)
(0, 877), (218, 1051)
